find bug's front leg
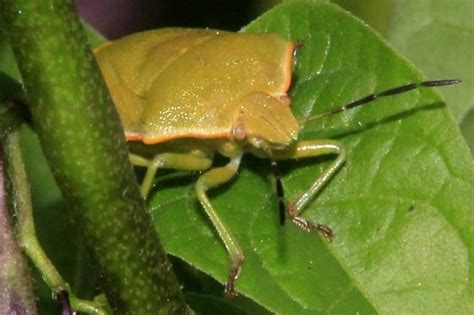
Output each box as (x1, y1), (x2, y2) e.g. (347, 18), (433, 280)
(130, 153), (212, 198)
(195, 154), (244, 297)
(275, 140), (346, 239)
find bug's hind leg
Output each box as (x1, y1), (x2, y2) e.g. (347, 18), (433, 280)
(195, 154), (244, 297)
(275, 140), (346, 240)
(130, 153), (212, 198)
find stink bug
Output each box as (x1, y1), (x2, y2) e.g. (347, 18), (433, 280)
(94, 28), (459, 296)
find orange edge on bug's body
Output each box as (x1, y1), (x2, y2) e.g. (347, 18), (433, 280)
(282, 42), (295, 96)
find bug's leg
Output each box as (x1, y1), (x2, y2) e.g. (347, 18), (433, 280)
(129, 153), (161, 198)
(195, 154), (244, 297)
(275, 140), (346, 239)
(130, 153), (212, 198)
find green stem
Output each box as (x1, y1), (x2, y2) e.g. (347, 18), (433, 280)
(1, 1), (189, 314)
(5, 132), (65, 290)
(0, 142), (37, 315)
(4, 131), (107, 315)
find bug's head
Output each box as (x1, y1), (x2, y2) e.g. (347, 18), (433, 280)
(232, 92), (298, 151)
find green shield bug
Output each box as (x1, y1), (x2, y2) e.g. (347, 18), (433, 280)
(94, 28), (459, 296)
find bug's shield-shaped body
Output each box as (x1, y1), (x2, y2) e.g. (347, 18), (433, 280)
(94, 28), (340, 297)
(94, 28), (298, 147)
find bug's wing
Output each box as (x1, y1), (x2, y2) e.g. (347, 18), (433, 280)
(94, 28), (220, 135)
(141, 32), (294, 144)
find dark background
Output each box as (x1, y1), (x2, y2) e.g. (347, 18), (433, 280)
(75, 0), (275, 39)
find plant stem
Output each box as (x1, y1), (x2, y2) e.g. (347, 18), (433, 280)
(4, 131), (108, 314)
(0, 142), (37, 315)
(1, 1), (189, 313)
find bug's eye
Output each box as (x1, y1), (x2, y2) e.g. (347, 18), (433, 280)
(233, 123), (246, 141)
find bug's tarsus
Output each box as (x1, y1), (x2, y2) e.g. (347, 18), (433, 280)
(301, 79), (461, 122)
(270, 159), (286, 225)
(312, 223), (333, 240)
(57, 290), (73, 315)
(224, 258), (242, 298)
(225, 275), (237, 298)
(292, 216), (333, 241)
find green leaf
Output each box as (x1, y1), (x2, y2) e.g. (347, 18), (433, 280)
(385, 0), (474, 123)
(148, 1), (474, 314)
(330, 0), (473, 152)
(331, 0), (393, 34)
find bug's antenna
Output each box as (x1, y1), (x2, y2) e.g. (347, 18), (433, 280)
(270, 157), (286, 225)
(299, 79), (461, 123)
